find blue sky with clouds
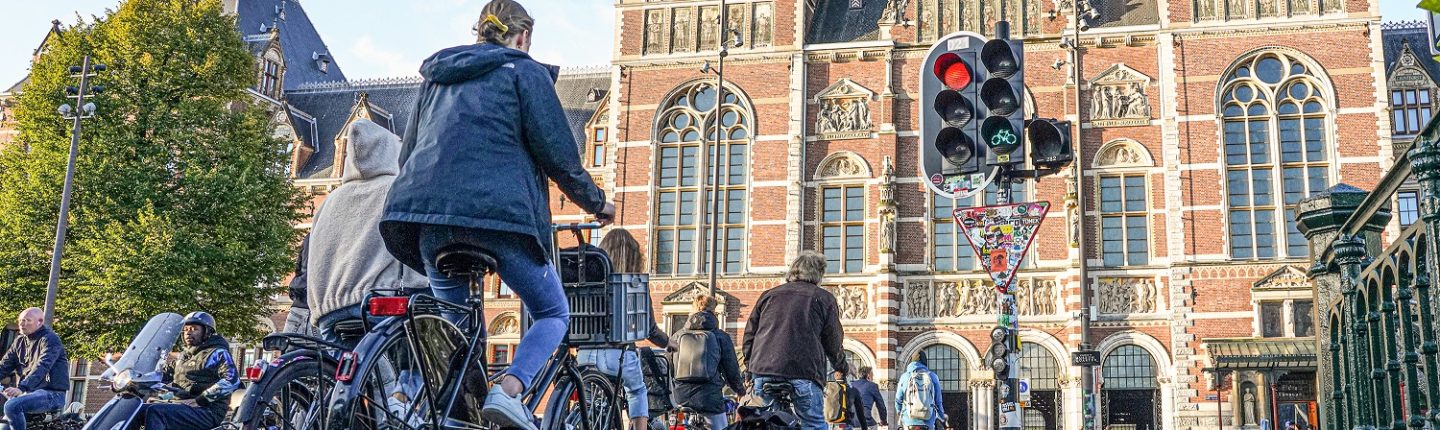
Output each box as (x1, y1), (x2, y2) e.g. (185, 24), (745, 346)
(0, 1), (1430, 85)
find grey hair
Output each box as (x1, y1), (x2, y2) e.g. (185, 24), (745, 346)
(785, 251), (827, 284)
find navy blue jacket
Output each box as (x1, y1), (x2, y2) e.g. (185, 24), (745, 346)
(381, 43), (606, 270)
(851, 378), (887, 426)
(0, 326), (68, 393)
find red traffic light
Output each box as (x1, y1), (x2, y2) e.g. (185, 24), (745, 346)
(933, 53), (973, 90)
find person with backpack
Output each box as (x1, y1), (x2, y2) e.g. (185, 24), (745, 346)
(673, 294), (745, 430)
(743, 251), (848, 430)
(894, 352), (945, 430)
(832, 371), (866, 430)
(575, 229), (669, 430)
(850, 367), (888, 430)
(378, 1), (615, 428)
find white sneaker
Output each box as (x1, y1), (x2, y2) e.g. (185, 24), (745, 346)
(482, 389), (538, 430)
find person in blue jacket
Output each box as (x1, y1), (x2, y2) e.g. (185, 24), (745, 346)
(894, 352), (947, 430)
(378, 1), (614, 429)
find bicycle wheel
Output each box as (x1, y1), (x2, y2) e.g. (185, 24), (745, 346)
(541, 368), (623, 430)
(326, 315), (471, 430)
(237, 357), (335, 430)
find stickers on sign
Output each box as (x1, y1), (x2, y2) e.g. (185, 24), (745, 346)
(931, 174), (944, 185)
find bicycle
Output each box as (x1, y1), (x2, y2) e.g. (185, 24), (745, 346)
(231, 317), (370, 430)
(321, 222), (634, 430)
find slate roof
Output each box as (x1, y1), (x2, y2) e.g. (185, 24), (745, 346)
(806, 0), (887, 45)
(235, 0), (347, 89)
(1093, 0), (1160, 28)
(284, 68), (612, 179)
(1382, 21), (1440, 87)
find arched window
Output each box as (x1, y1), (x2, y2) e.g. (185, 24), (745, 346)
(1220, 50), (1331, 259)
(653, 82), (752, 275)
(1102, 344), (1157, 390)
(1102, 344), (1160, 430)
(1020, 344), (1062, 430)
(922, 344), (971, 430)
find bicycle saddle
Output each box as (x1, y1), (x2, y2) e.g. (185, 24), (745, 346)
(436, 244), (498, 279)
(761, 381), (797, 400)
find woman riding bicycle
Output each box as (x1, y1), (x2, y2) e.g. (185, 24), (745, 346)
(378, 1), (615, 429)
(578, 229), (670, 430)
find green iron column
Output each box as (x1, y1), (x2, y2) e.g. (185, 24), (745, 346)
(1336, 236), (1376, 430)
(1393, 271), (1426, 430)
(1408, 136), (1440, 425)
(1379, 279), (1406, 430)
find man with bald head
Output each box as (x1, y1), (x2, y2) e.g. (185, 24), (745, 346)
(0, 308), (68, 430)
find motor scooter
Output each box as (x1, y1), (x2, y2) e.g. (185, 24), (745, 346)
(81, 313), (183, 430)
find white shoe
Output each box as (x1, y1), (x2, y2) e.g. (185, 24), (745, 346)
(482, 389), (538, 430)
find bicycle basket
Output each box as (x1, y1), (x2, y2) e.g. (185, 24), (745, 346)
(522, 273), (654, 345)
(558, 244), (611, 286)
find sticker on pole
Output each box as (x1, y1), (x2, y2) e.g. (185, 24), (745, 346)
(953, 202), (1049, 293)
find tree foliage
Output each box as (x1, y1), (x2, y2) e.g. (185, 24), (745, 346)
(0, 0), (305, 359)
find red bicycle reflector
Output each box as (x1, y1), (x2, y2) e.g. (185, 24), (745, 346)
(245, 365), (262, 380)
(934, 53), (972, 90)
(336, 351), (359, 382)
(369, 296), (409, 316)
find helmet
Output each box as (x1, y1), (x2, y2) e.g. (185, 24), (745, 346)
(182, 311), (216, 330)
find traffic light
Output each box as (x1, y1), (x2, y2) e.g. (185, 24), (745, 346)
(920, 32), (988, 198)
(1027, 118), (1074, 170)
(989, 326), (1016, 379)
(979, 22), (1025, 167)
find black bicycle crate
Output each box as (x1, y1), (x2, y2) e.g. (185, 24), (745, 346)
(522, 272), (653, 345)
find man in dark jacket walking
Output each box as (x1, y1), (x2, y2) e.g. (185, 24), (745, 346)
(851, 367), (888, 429)
(743, 251), (847, 430)
(673, 296), (745, 430)
(0, 308), (68, 430)
(138, 312), (240, 430)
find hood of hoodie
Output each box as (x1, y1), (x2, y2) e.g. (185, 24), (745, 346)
(685, 311), (719, 331)
(419, 43), (552, 85)
(906, 361), (930, 373)
(342, 119), (401, 182)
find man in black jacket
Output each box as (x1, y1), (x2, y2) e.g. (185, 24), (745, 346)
(743, 251), (847, 430)
(138, 312), (240, 430)
(0, 307), (68, 430)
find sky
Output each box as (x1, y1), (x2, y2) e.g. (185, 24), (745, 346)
(0, 1), (1430, 85)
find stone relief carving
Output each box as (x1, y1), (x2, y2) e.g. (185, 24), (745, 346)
(1195, 0), (1218, 21)
(752, 2), (774, 48)
(727, 4), (747, 39)
(1252, 265), (1311, 291)
(699, 6), (719, 51)
(490, 314), (519, 335)
(1065, 176), (1080, 248)
(906, 282), (933, 318)
(1096, 140), (1151, 168)
(672, 8), (694, 53)
(814, 79), (875, 138)
(1088, 65), (1152, 127)
(879, 156), (897, 254)
(833, 285), (871, 319)
(1013, 279), (1058, 315)
(879, 0), (909, 24)
(822, 157), (866, 178)
(644, 10), (666, 54)
(1098, 277), (1158, 314)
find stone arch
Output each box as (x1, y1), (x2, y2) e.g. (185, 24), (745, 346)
(842, 337), (878, 372)
(1018, 329), (1071, 379)
(489, 312), (521, 336)
(1215, 46), (1336, 110)
(814, 151), (873, 180)
(897, 330), (982, 371)
(1093, 138), (1155, 168)
(1096, 330), (1173, 376)
(652, 78), (756, 134)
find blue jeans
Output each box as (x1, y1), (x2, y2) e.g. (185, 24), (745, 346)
(752, 377), (825, 430)
(138, 403), (220, 430)
(576, 348), (647, 419)
(419, 225), (568, 390)
(3, 389), (63, 430)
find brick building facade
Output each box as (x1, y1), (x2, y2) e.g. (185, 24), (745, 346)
(0, 0), (1411, 429)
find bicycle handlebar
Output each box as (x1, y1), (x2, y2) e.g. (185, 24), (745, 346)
(552, 222), (603, 231)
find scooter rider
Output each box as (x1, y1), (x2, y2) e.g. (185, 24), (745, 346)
(136, 311), (239, 430)
(0, 308), (69, 430)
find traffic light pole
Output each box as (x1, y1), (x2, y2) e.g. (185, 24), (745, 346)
(995, 169), (1023, 430)
(1071, 1), (1099, 429)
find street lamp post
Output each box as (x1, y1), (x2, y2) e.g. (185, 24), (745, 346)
(1065, 1), (1101, 429)
(701, 2), (742, 296)
(45, 55), (105, 326)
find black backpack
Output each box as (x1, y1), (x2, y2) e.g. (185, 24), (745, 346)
(639, 347), (674, 414)
(672, 329), (720, 383)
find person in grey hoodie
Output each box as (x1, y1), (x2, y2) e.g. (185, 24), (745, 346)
(307, 119), (428, 341)
(378, 1), (614, 428)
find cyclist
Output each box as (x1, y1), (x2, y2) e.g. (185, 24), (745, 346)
(673, 294), (745, 430)
(577, 229), (669, 430)
(743, 251), (847, 430)
(307, 119), (428, 342)
(0, 308), (68, 430)
(379, 1), (615, 428)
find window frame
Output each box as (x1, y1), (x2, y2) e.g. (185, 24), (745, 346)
(1098, 173), (1151, 267)
(1392, 89), (1434, 136)
(819, 184), (867, 274)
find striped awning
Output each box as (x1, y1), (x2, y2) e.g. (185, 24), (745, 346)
(1203, 338), (1317, 370)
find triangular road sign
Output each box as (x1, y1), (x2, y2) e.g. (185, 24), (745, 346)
(953, 202), (1049, 293)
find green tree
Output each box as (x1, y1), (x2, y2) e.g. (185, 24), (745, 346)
(0, 0), (305, 359)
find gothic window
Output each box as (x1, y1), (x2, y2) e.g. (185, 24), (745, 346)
(821, 185), (865, 273)
(1398, 191), (1420, 228)
(653, 83), (751, 276)
(259, 51), (282, 99)
(919, 0), (1042, 41)
(1220, 51), (1331, 259)
(587, 107), (610, 168)
(1101, 345), (1157, 390)
(1393, 89), (1433, 135)
(844, 349), (866, 374)
(931, 182), (1028, 272)
(1099, 175), (1148, 266)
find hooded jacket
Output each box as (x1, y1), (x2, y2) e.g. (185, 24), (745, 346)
(0, 326), (68, 393)
(381, 43), (606, 270)
(309, 119), (429, 327)
(671, 311), (745, 414)
(894, 361), (946, 428)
